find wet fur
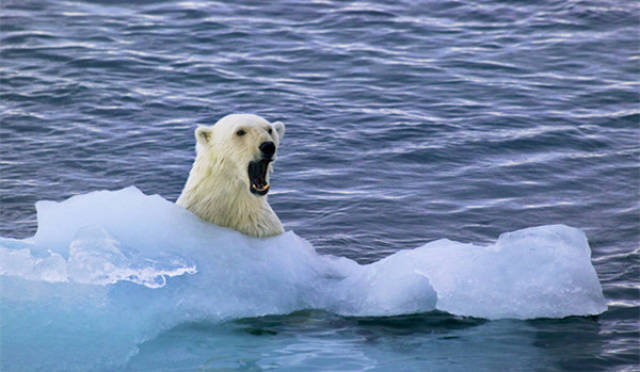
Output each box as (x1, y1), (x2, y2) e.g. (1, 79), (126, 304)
(177, 114), (285, 238)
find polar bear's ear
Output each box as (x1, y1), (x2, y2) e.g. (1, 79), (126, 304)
(273, 121), (285, 140)
(195, 126), (213, 144)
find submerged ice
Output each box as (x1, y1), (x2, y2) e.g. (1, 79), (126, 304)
(0, 187), (606, 369)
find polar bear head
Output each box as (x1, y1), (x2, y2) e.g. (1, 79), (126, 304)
(194, 113), (285, 196)
(177, 113), (286, 237)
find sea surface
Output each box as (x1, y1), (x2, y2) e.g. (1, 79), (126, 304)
(1, 0), (638, 371)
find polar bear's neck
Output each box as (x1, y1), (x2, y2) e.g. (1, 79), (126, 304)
(176, 156), (284, 238)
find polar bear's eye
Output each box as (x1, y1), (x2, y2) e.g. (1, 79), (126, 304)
(267, 128), (273, 134)
(236, 129), (246, 136)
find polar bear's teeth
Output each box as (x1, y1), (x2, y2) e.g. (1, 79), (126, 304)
(253, 184), (270, 192)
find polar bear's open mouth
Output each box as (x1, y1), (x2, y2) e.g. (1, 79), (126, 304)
(248, 159), (271, 196)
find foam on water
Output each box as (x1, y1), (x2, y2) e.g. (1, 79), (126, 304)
(0, 187), (606, 369)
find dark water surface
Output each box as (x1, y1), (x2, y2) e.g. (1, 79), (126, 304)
(1, 0), (638, 370)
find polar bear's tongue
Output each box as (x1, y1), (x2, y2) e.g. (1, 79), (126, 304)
(248, 159), (271, 196)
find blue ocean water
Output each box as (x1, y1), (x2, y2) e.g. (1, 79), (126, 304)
(0, 0), (638, 371)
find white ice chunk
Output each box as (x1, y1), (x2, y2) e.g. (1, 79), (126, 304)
(384, 225), (606, 319)
(1, 187), (606, 320)
(0, 187), (607, 369)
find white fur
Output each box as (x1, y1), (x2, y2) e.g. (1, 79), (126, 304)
(176, 114), (286, 238)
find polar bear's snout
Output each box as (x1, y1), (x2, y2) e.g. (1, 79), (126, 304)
(249, 141), (277, 196)
(259, 141), (276, 159)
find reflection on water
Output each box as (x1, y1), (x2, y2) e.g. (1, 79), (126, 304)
(130, 311), (605, 372)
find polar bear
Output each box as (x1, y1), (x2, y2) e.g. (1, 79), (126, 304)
(176, 114), (285, 238)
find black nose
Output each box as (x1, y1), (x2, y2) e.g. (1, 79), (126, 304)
(259, 141), (276, 158)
